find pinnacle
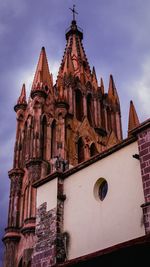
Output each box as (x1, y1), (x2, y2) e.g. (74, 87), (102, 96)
(108, 74), (115, 95)
(92, 66), (98, 88)
(108, 74), (119, 104)
(100, 77), (105, 94)
(17, 83), (27, 105)
(128, 100), (140, 135)
(32, 47), (53, 92)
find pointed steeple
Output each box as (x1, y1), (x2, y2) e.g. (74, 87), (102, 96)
(31, 47), (53, 99)
(108, 74), (120, 105)
(128, 100), (140, 135)
(57, 19), (91, 84)
(100, 77), (105, 94)
(92, 66), (98, 89)
(18, 84), (27, 105)
(14, 84), (27, 112)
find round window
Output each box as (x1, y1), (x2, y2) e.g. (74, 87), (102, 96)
(94, 178), (108, 201)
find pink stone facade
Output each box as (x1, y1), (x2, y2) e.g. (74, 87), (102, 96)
(5, 17), (147, 267)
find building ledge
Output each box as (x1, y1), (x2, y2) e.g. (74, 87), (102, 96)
(58, 234), (150, 266)
(129, 118), (150, 136)
(33, 135), (136, 188)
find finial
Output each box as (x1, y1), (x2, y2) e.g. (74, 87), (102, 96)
(128, 100), (140, 136)
(69, 4), (78, 21)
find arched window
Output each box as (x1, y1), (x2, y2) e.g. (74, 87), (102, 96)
(51, 120), (56, 158)
(107, 108), (111, 131)
(25, 116), (33, 160)
(77, 137), (85, 163)
(100, 102), (106, 129)
(21, 121), (27, 165)
(18, 258), (23, 267)
(90, 143), (98, 157)
(87, 94), (93, 126)
(41, 116), (47, 160)
(22, 186), (29, 222)
(75, 89), (83, 121)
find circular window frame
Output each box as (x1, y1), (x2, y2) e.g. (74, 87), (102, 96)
(93, 178), (108, 202)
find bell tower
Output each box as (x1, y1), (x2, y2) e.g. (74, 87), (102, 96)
(3, 14), (123, 267)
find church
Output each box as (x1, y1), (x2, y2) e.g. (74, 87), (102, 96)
(3, 9), (150, 267)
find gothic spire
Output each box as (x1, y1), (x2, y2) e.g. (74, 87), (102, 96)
(31, 47), (53, 93)
(100, 77), (105, 94)
(57, 19), (91, 84)
(128, 100), (140, 135)
(14, 84), (27, 112)
(17, 83), (27, 105)
(92, 66), (98, 89)
(108, 74), (120, 105)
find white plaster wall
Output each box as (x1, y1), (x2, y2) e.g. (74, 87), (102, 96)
(37, 178), (57, 210)
(63, 141), (145, 259)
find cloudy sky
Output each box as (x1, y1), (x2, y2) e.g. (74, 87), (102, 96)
(0, 0), (150, 263)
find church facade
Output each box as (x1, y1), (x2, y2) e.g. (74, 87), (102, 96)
(3, 16), (150, 267)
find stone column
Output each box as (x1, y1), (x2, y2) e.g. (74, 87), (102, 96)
(3, 169), (23, 267)
(3, 236), (20, 267)
(8, 168), (24, 227)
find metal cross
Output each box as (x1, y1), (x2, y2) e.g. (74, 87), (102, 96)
(69, 4), (78, 21)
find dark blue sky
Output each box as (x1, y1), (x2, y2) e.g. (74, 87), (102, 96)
(0, 0), (150, 264)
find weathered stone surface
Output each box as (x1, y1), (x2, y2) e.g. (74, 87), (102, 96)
(32, 203), (57, 267)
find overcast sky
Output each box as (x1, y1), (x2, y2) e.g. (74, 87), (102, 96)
(0, 0), (150, 264)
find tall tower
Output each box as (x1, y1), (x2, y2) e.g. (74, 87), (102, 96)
(3, 17), (123, 267)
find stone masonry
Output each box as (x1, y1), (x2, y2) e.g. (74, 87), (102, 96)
(32, 203), (57, 267)
(137, 123), (150, 234)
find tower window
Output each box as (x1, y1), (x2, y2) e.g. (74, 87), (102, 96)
(100, 102), (106, 129)
(45, 85), (48, 91)
(75, 89), (83, 121)
(51, 120), (56, 158)
(77, 137), (84, 163)
(87, 94), (93, 126)
(41, 116), (47, 160)
(107, 107), (111, 131)
(90, 143), (98, 157)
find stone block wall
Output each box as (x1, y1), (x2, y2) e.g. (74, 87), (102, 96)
(138, 127), (150, 234)
(31, 203), (57, 267)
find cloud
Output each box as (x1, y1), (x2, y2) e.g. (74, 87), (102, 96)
(130, 57), (150, 120)
(0, 0), (26, 18)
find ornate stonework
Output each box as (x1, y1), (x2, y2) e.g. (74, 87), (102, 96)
(3, 18), (123, 267)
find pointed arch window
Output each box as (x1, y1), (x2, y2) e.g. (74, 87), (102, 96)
(24, 116), (33, 160)
(87, 94), (93, 126)
(77, 137), (85, 163)
(90, 143), (98, 157)
(41, 116), (47, 160)
(75, 89), (83, 121)
(23, 120), (28, 162)
(23, 186), (29, 222)
(51, 120), (56, 158)
(107, 108), (111, 131)
(100, 102), (106, 129)
(18, 258), (23, 267)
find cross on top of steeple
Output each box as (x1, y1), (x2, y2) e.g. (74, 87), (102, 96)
(69, 4), (78, 21)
